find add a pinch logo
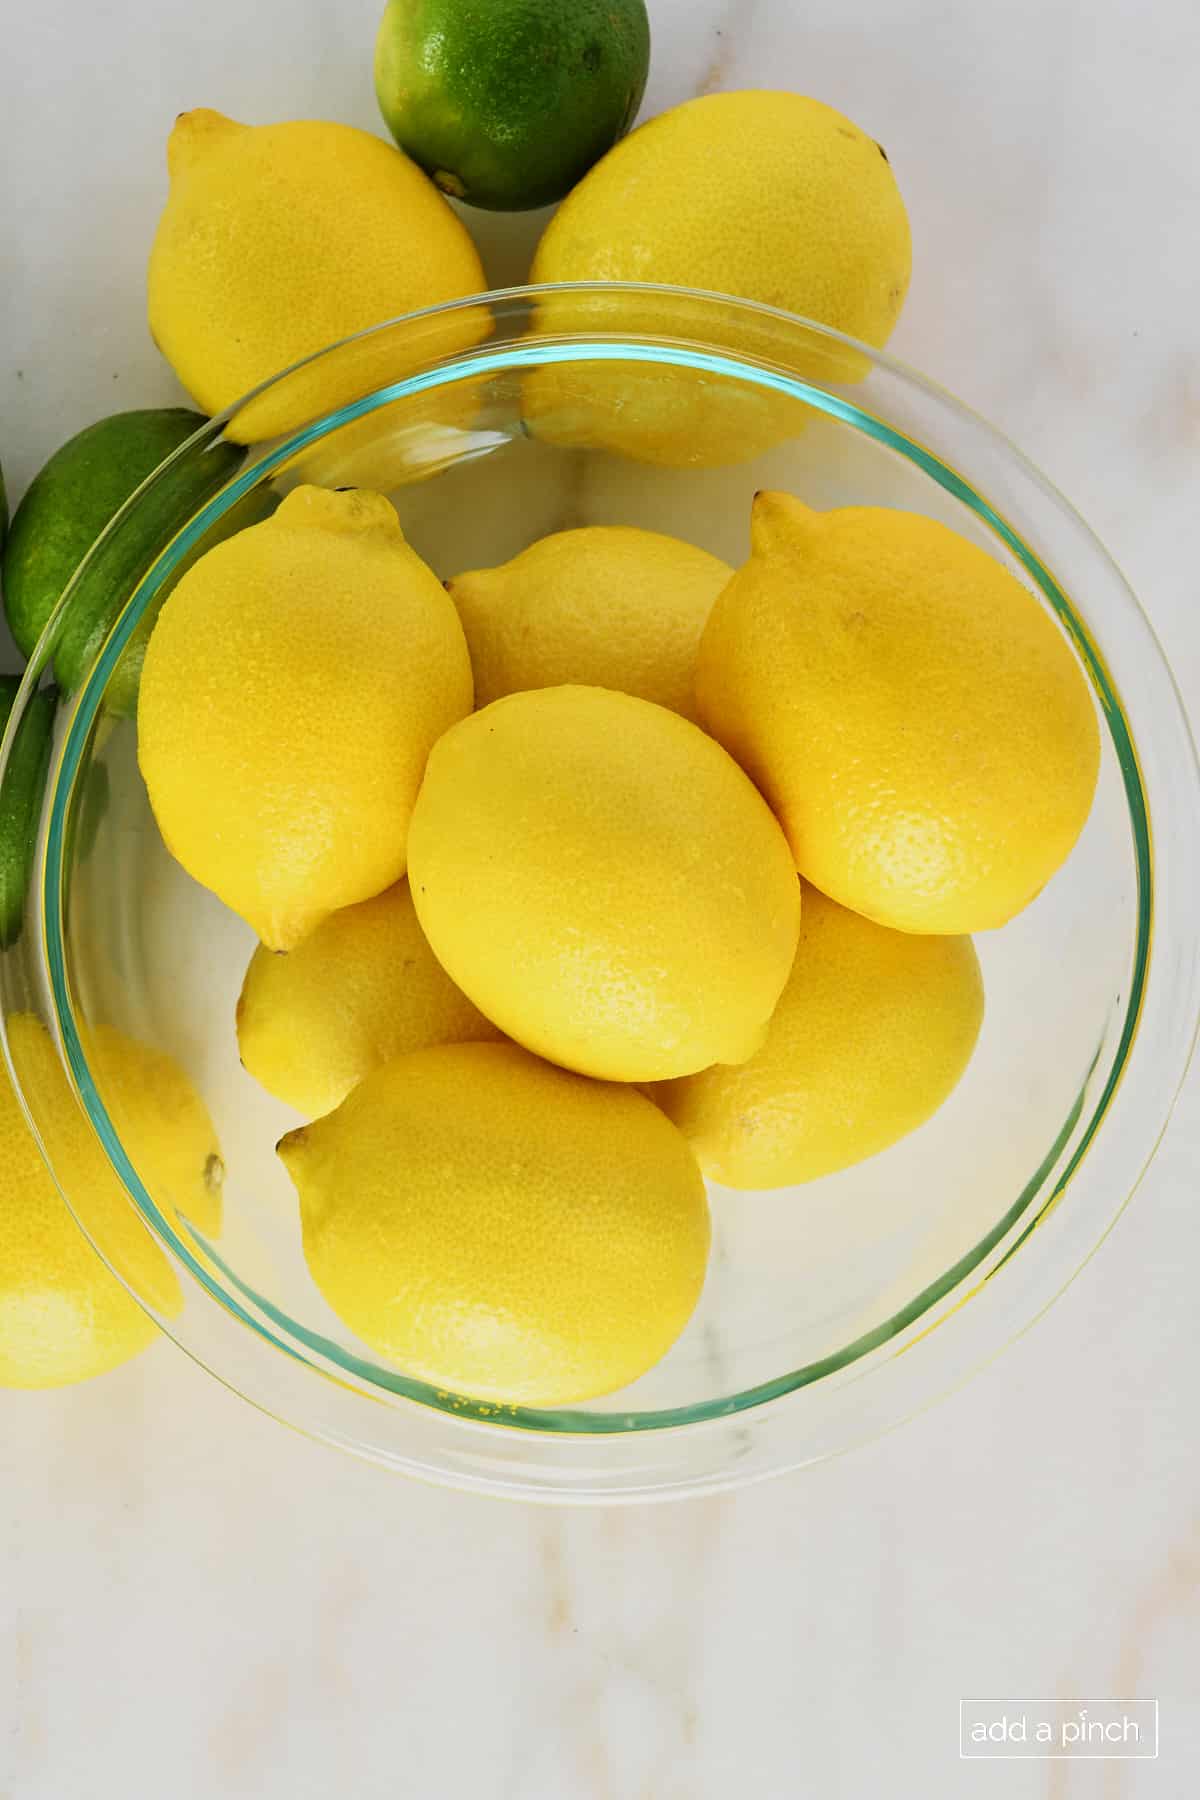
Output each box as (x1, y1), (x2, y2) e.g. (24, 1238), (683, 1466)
(959, 1699), (1158, 1759)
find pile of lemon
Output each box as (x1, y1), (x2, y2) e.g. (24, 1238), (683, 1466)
(1, 82), (1099, 1402)
(136, 476), (1097, 1407)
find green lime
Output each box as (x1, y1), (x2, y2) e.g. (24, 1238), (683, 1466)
(374, 0), (651, 212)
(0, 677), (55, 949)
(2, 408), (245, 711)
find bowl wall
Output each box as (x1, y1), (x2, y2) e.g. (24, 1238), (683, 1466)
(3, 287), (1196, 1498)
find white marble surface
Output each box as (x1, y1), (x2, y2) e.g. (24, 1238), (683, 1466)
(2, 1), (1199, 1793)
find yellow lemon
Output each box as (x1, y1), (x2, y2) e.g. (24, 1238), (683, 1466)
(279, 1040), (710, 1406)
(448, 526), (732, 719)
(138, 485), (473, 951)
(532, 91), (910, 341)
(147, 110), (487, 442)
(526, 90), (911, 465)
(408, 685), (801, 1082)
(652, 886), (983, 1188)
(86, 1025), (224, 1239)
(237, 878), (502, 1118)
(696, 494), (1100, 934)
(0, 1015), (221, 1387)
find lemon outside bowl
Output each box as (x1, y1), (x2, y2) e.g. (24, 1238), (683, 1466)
(2, 285), (1197, 1502)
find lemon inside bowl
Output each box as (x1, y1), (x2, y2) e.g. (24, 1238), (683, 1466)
(2, 285), (1197, 1500)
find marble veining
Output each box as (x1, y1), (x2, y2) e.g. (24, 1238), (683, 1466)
(2, 1), (1198, 1795)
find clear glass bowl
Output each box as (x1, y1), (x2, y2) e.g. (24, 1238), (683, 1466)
(3, 285), (1197, 1500)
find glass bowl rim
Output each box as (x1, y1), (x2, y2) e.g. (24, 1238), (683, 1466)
(7, 282), (1199, 1496)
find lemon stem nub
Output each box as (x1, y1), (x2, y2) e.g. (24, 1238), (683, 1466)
(750, 490), (817, 557)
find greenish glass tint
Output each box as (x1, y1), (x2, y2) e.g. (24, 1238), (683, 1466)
(44, 332), (1152, 1438)
(0, 678), (55, 949)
